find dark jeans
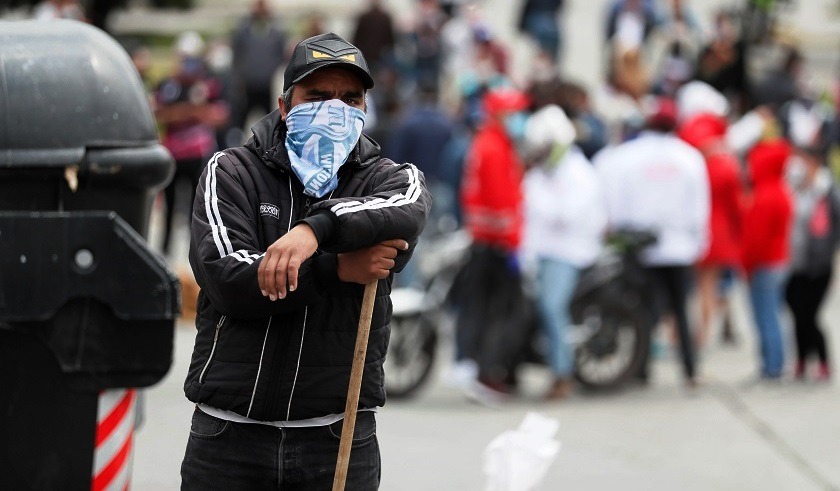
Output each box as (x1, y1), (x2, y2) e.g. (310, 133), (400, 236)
(163, 157), (206, 255)
(454, 244), (530, 382)
(233, 87), (273, 133)
(641, 265), (696, 380)
(181, 407), (380, 490)
(786, 272), (832, 365)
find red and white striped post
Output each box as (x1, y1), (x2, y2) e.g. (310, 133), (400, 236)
(92, 388), (136, 491)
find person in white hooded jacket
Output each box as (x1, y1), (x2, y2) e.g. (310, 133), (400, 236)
(593, 97), (709, 387)
(521, 105), (607, 399)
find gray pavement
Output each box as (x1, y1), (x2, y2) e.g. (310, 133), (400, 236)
(133, 278), (840, 490)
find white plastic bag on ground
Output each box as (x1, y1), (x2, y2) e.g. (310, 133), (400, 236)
(483, 412), (562, 491)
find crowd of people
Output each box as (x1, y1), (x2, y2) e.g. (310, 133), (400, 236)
(35, 0), (839, 401)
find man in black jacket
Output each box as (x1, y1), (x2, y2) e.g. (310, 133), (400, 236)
(181, 32), (430, 490)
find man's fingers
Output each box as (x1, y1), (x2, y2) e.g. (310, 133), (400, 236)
(273, 254), (289, 300)
(260, 252), (278, 298)
(380, 239), (409, 251)
(258, 253), (268, 295)
(287, 257), (301, 295)
(380, 245), (399, 259)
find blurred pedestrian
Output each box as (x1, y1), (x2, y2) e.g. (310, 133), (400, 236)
(561, 82), (610, 160)
(517, 0), (565, 63)
(410, 0), (447, 91)
(650, 0), (702, 96)
(32, 0), (85, 21)
(230, 0), (287, 138)
(595, 97), (709, 387)
(154, 31), (229, 257)
(456, 88), (531, 402)
(679, 112), (744, 349)
(180, 32), (430, 490)
(695, 11), (749, 115)
(752, 47), (805, 113)
(605, 0), (659, 47)
(389, 84), (456, 231)
(784, 106), (839, 381)
(388, 84), (455, 287)
(741, 136), (793, 380)
(352, 0), (396, 75)
(521, 105), (607, 400)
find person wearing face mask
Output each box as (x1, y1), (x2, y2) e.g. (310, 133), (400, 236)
(455, 88), (531, 403)
(180, 32), (431, 490)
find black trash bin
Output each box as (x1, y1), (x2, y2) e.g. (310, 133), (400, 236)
(0, 20), (179, 491)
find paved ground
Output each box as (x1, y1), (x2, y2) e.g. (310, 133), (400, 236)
(132, 274), (840, 490)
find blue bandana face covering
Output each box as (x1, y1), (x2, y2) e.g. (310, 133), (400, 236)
(284, 99), (366, 198)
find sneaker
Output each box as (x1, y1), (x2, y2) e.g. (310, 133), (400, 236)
(465, 377), (512, 406)
(816, 363), (832, 382)
(685, 376), (702, 390)
(793, 361), (806, 381)
(445, 359), (478, 389)
(544, 378), (572, 401)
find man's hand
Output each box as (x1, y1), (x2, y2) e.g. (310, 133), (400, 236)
(337, 239), (409, 284)
(259, 224), (318, 301)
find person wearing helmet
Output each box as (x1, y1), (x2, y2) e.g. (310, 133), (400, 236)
(521, 105), (607, 400)
(180, 32), (430, 489)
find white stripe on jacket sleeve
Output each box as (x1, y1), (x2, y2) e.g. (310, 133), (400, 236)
(330, 164), (421, 217)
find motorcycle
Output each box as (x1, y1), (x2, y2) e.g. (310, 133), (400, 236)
(385, 229), (470, 399)
(386, 228), (657, 398)
(568, 229), (657, 390)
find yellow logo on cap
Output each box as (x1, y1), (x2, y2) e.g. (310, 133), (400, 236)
(310, 50), (357, 63)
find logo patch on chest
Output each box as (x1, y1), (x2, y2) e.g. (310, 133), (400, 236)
(259, 203), (280, 220)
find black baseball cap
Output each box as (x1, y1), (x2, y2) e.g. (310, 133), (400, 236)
(284, 32), (374, 90)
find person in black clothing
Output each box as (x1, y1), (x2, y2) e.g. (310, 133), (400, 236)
(352, 0), (396, 75)
(785, 121), (839, 382)
(518, 0), (565, 62)
(180, 32), (430, 490)
(230, 0), (287, 135)
(154, 32), (229, 256)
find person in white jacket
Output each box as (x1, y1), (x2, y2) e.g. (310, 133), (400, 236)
(593, 97), (709, 387)
(521, 105), (608, 400)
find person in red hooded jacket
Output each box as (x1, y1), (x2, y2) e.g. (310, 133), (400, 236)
(741, 137), (793, 379)
(455, 87), (531, 402)
(678, 113), (743, 348)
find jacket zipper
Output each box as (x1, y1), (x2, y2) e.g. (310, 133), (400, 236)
(285, 307), (309, 420)
(199, 315), (226, 384)
(302, 196), (311, 217)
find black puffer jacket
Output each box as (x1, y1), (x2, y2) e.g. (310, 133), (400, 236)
(184, 110), (430, 421)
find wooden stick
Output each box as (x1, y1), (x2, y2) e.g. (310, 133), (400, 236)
(333, 280), (378, 491)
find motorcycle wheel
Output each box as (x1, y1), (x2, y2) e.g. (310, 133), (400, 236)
(571, 299), (649, 391)
(384, 311), (438, 399)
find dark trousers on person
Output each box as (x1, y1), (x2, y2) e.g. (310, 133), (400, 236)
(181, 407), (380, 490)
(455, 244), (529, 385)
(162, 157), (206, 256)
(785, 272), (832, 365)
(233, 86), (273, 133)
(640, 265), (696, 381)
